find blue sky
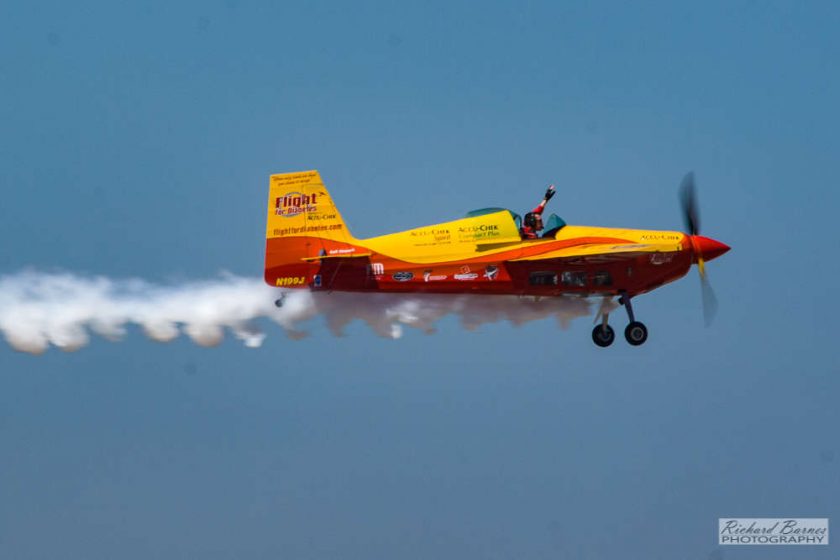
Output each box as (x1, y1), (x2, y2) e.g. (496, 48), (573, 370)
(1, 1), (838, 558)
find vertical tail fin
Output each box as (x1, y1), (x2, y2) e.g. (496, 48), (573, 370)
(265, 170), (354, 242)
(264, 170), (359, 287)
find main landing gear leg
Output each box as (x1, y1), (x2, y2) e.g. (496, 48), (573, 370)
(591, 305), (615, 348)
(619, 292), (648, 346)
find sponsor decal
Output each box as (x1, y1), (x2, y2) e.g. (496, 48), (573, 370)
(410, 228), (451, 238)
(640, 233), (681, 241)
(649, 253), (674, 265)
(458, 224), (499, 233)
(457, 223), (502, 242)
(392, 271), (414, 282)
(719, 518), (828, 545)
(272, 223), (342, 236)
(484, 265), (499, 280)
(307, 212), (337, 221)
(275, 276), (306, 287)
(423, 270), (448, 282)
(274, 171), (319, 188)
(411, 229), (451, 244)
(328, 248), (356, 255)
(454, 265), (477, 280)
(275, 191), (318, 218)
(369, 263), (385, 276)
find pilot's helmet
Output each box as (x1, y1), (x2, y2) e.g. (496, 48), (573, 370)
(524, 212), (538, 228)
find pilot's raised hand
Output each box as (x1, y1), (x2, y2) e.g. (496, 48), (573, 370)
(544, 184), (556, 201)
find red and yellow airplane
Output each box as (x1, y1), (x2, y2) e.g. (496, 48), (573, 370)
(264, 170), (729, 347)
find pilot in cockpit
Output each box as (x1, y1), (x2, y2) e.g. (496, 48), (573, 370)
(521, 184), (556, 239)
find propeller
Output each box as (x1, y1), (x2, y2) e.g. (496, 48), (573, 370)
(680, 172), (700, 236)
(679, 172), (726, 326)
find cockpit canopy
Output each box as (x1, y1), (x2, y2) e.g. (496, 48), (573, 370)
(465, 207), (566, 238)
(541, 213), (566, 237)
(465, 207), (520, 224)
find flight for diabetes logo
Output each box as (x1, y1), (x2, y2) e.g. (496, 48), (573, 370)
(275, 192), (318, 217)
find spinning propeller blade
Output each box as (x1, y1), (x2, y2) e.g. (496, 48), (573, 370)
(678, 172), (728, 326)
(701, 273), (718, 327)
(680, 172), (700, 236)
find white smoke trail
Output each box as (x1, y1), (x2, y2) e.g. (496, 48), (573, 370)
(0, 271), (596, 354)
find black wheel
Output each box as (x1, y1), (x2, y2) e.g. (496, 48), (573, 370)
(624, 321), (648, 346)
(592, 324), (615, 347)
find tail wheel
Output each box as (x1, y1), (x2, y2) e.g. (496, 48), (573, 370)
(592, 325), (615, 347)
(624, 321), (648, 346)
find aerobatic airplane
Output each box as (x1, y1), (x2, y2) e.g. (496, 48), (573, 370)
(264, 170), (729, 347)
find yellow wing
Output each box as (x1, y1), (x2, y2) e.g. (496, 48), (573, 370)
(511, 241), (684, 263)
